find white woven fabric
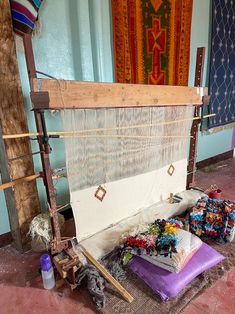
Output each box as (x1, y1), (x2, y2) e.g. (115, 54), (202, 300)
(62, 106), (194, 241)
(62, 106), (193, 191)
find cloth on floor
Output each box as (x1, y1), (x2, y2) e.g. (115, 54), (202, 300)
(190, 197), (235, 242)
(101, 248), (127, 282)
(101, 247), (127, 282)
(76, 264), (106, 309)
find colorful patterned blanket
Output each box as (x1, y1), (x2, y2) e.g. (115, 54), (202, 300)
(10, 0), (43, 35)
(121, 219), (181, 265)
(120, 219), (202, 273)
(112, 0), (193, 85)
(190, 196), (235, 241)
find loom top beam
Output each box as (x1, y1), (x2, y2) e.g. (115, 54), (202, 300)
(31, 78), (207, 110)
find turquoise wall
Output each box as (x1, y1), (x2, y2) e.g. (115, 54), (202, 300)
(0, 0), (113, 235)
(0, 175), (10, 234)
(0, 0), (233, 234)
(189, 0), (234, 162)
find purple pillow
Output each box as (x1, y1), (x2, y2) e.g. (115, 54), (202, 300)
(128, 242), (224, 301)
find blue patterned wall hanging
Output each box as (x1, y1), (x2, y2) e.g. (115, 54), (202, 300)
(208, 0), (235, 128)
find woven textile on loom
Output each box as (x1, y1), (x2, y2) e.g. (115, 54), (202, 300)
(112, 0), (193, 85)
(62, 106), (194, 243)
(208, 0), (235, 128)
(10, 0), (43, 35)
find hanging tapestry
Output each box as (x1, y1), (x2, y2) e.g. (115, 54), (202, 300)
(112, 0), (193, 85)
(208, 0), (235, 128)
(10, 0), (43, 36)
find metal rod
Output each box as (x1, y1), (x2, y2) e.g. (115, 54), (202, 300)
(8, 151), (41, 162)
(187, 47), (206, 188)
(23, 34), (63, 253)
(36, 70), (56, 79)
(23, 34), (36, 87)
(34, 110), (62, 250)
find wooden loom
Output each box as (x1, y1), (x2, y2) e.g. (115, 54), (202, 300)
(1, 33), (210, 302)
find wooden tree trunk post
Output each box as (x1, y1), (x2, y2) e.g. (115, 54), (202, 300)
(0, 0), (40, 250)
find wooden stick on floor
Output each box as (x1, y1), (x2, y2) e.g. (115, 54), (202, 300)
(82, 247), (134, 303)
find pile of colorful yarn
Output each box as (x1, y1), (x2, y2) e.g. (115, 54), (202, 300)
(189, 196), (207, 236)
(121, 219), (181, 265)
(190, 197), (235, 241)
(225, 201), (235, 241)
(204, 199), (225, 238)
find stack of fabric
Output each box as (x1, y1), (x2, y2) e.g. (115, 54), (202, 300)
(117, 218), (224, 301)
(121, 219), (202, 273)
(190, 197), (235, 242)
(189, 196), (207, 236)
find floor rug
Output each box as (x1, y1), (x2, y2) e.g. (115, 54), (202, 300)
(112, 0), (193, 85)
(100, 239), (235, 314)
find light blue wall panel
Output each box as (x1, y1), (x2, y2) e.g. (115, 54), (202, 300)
(198, 128), (233, 161)
(20, 0), (113, 209)
(0, 175), (10, 234)
(189, 0), (233, 162)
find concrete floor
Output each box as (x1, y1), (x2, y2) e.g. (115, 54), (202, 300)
(182, 157), (235, 314)
(0, 158), (234, 314)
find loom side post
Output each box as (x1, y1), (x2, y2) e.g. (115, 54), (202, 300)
(22, 34), (64, 253)
(187, 47), (206, 188)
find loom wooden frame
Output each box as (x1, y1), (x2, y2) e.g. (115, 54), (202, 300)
(9, 30), (206, 255)
(25, 39), (206, 255)
(31, 78), (205, 110)
(7, 33), (205, 302)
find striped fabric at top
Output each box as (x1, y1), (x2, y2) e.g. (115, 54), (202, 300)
(10, 0), (43, 35)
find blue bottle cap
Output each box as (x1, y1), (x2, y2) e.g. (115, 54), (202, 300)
(40, 253), (52, 272)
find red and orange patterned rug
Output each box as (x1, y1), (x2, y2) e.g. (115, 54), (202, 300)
(112, 0), (193, 85)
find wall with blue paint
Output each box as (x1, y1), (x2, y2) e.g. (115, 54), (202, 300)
(189, 0), (234, 161)
(0, 175), (10, 235)
(0, 0), (114, 235)
(17, 0), (113, 211)
(0, 0), (233, 235)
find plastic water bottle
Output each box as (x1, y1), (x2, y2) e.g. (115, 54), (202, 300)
(40, 254), (55, 289)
